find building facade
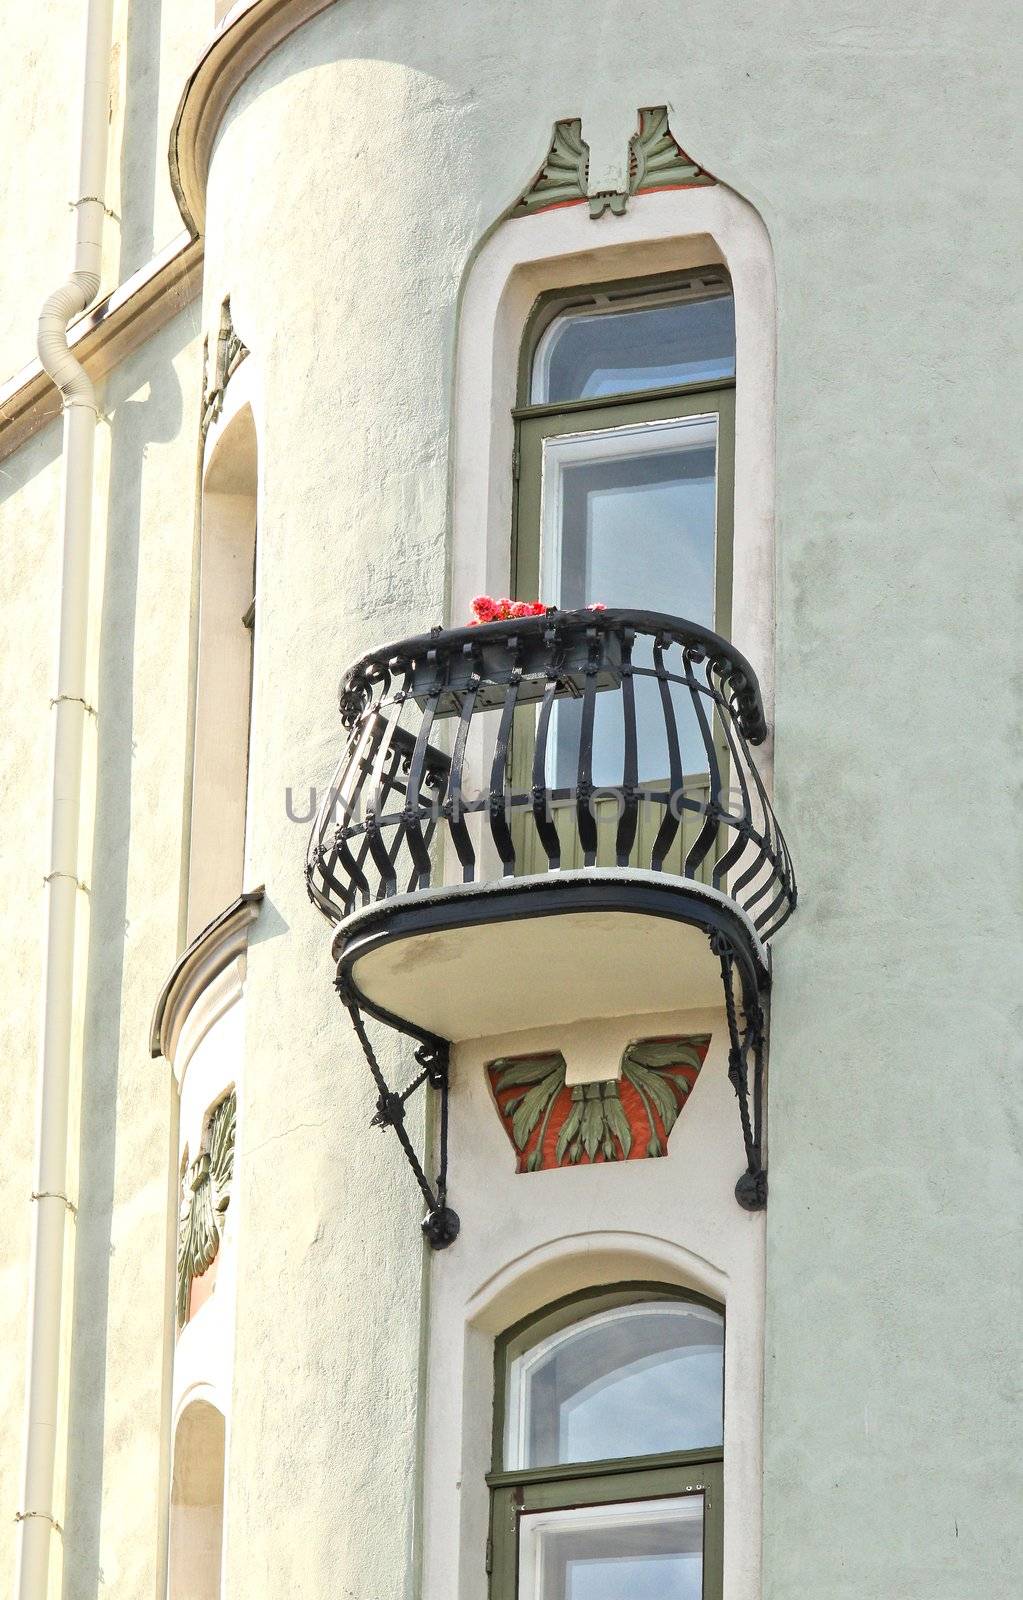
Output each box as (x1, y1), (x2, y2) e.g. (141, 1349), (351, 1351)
(1, 2), (1020, 1598)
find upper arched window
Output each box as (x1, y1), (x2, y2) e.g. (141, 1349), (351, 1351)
(514, 269), (735, 639)
(489, 1284), (723, 1598)
(512, 270), (735, 809)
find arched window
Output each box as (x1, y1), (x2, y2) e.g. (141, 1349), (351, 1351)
(488, 1284), (724, 1598)
(187, 404), (257, 939)
(168, 1399), (226, 1599)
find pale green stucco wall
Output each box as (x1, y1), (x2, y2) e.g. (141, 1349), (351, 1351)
(199, 4), (1021, 1597)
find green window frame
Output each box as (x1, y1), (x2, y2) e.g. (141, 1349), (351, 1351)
(511, 270), (736, 631)
(486, 1282), (725, 1599)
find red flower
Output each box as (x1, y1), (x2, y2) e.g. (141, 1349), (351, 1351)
(469, 595), (602, 624)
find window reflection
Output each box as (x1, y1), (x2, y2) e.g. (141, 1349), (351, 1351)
(506, 1300), (724, 1469)
(533, 293), (735, 405)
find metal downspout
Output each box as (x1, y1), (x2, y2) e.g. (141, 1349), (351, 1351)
(16, 1), (114, 1593)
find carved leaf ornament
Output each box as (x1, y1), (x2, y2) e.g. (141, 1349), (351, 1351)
(513, 107), (714, 219)
(176, 1089), (236, 1327)
(488, 1037), (710, 1173)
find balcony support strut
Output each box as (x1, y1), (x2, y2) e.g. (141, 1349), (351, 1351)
(712, 930), (768, 1210)
(342, 990), (460, 1250)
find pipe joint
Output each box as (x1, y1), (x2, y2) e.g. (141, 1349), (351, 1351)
(37, 272), (101, 405)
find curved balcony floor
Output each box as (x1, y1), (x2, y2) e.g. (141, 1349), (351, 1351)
(332, 868), (768, 1046)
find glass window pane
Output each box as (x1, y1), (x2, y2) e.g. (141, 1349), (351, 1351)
(506, 1300), (724, 1470)
(518, 1495), (704, 1600)
(533, 294), (735, 404)
(539, 415), (718, 787)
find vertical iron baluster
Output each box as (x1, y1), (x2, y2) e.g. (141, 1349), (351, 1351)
(306, 721), (360, 918)
(446, 643), (482, 884)
(615, 627), (639, 866)
(330, 717), (381, 910)
(682, 647), (724, 879)
(575, 626), (602, 865)
(709, 665), (753, 889)
(729, 730), (776, 914)
(402, 647), (447, 887)
(488, 636), (523, 872)
(364, 667), (412, 897)
(650, 633), (683, 871)
(531, 622), (563, 869)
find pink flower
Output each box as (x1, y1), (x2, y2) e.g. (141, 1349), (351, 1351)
(468, 595), (595, 624)
(587, 602), (607, 612)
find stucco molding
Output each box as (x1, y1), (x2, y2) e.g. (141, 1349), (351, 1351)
(0, 231), (202, 459)
(150, 887), (264, 1067)
(170, 0), (338, 237)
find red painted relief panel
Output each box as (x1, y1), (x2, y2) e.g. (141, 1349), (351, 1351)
(488, 1036), (711, 1174)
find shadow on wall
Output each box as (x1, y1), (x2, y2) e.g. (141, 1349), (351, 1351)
(61, 309), (189, 1600)
(117, 0), (163, 279)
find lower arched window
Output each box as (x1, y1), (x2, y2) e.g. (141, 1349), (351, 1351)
(488, 1283), (723, 1598)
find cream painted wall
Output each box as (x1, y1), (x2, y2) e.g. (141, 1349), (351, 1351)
(0, 0), (209, 382)
(0, 307), (203, 1595)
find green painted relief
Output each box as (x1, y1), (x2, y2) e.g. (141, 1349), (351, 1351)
(512, 118), (590, 215)
(200, 295), (249, 439)
(176, 1088), (236, 1328)
(629, 106), (715, 194)
(514, 108), (714, 219)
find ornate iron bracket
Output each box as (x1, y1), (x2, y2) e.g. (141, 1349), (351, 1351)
(341, 987), (460, 1250)
(709, 930), (768, 1210)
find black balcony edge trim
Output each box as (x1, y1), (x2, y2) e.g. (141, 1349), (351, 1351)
(332, 869), (770, 978)
(333, 875), (769, 1045)
(336, 607), (769, 747)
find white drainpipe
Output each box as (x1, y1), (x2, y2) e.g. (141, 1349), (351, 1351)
(17, 1), (114, 1594)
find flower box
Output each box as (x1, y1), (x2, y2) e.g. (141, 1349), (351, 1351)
(412, 625), (623, 717)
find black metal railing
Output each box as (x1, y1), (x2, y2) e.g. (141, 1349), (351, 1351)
(306, 608), (795, 943)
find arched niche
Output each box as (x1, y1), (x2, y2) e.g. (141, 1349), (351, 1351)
(168, 1398), (226, 1599)
(188, 402), (257, 939)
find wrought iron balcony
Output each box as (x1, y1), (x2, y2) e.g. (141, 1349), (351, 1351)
(306, 608), (796, 1236)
